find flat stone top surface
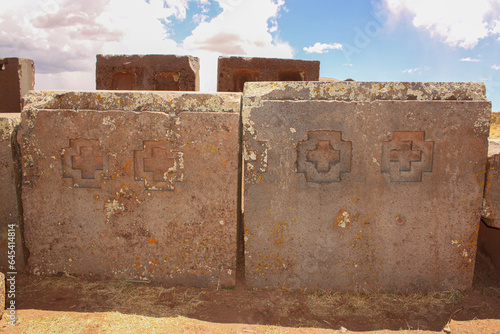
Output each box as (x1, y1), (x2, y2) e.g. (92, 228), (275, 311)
(96, 54), (200, 67)
(243, 82), (487, 104)
(0, 113), (21, 121)
(0, 57), (33, 63)
(96, 54), (196, 59)
(489, 139), (500, 156)
(219, 56), (319, 64)
(23, 91), (241, 113)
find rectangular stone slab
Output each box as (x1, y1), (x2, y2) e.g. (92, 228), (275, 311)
(0, 58), (35, 113)
(18, 91), (240, 287)
(96, 54), (200, 91)
(217, 56), (320, 92)
(482, 151), (500, 228)
(0, 115), (25, 272)
(243, 82), (491, 292)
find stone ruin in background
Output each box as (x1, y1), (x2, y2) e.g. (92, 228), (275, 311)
(0, 55), (498, 293)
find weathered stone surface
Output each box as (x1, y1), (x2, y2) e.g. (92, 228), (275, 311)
(482, 147), (500, 228)
(0, 115), (25, 273)
(0, 272), (4, 320)
(477, 221), (500, 280)
(0, 58), (35, 113)
(18, 91), (240, 287)
(96, 55), (200, 91)
(243, 81), (490, 291)
(217, 57), (320, 92)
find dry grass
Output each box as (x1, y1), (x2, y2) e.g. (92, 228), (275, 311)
(304, 289), (464, 330)
(17, 276), (206, 318)
(4, 274), (497, 334)
(490, 112), (500, 138)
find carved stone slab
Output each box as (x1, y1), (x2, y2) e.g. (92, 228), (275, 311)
(242, 82), (490, 291)
(18, 91), (240, 287)
(0, 115), (26, 272)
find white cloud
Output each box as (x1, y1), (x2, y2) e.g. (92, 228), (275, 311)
(493, 64), (500, 70)
(0, 0), (188, 80)
(0, 0), (293, 91)
(460, 57), (480, 62)
(384, 0), (500, 49)
(181, 0), (293, 91)
(303, 42), (343, 54)
(402, 67), (420, 74)
(183, 0), (291, 57)
(343, 63), (353, 67)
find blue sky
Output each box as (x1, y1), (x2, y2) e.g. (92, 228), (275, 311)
(1, 0), (500, 110)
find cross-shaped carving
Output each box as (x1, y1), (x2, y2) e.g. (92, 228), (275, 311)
(143, 147), (175, 181)
(389, 140), (421, 171)
(297, 131), (352, 183)
(307, 140), (340, 173)
(72, 146), (104, 179)
(381, 131), (434, 182)
(134, 140), (183, 191)
(62, 138), (108, 188)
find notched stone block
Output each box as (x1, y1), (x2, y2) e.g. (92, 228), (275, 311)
(243, 81), (490, 292)
(217, 56), (319, 92)
(482, 152), (500, 228)
(96, 54), (200, 91)
(18, 90), (241, 287)
(0, 58), (35, 113)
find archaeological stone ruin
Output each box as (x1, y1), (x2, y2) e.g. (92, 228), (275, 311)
(0, 55), (499, 293)
(0, 58), (34, 114)
(96, 54), (200, 91)
(242, 82), (490, 291)
(217, 56), (320, 92)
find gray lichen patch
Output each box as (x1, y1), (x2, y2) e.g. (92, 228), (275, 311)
(243, 82), (487, 106)
(0, 117), (18, 141)
(23, 91), (242, 113)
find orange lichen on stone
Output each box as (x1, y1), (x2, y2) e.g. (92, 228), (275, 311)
(149, 238), (157, 244)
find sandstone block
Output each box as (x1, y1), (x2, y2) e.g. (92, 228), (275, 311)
(477, 221), (500, 279)
(0, 116), (25, 273)
(18, 91), (240, 287)
(96, 55), (200, 91)
(482, 148), (500, 228)
(217, 56), (320, 92)
(0, 272), (4, 320)
(0, 58), (35, 113)
(243, 81), (490, 291)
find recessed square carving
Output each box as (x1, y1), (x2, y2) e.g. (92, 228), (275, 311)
(233, 69), (261, 92)
(62, 138), (108, 188)
(297, 131), (352, 183)
(134, 141), (184, 191)
(381, 131), (434, 182)
(278, 70), (305, 81)
(111, 71), (136, 90)
(154, 71), (181, 91)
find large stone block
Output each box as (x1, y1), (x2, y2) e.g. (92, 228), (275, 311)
(0, 58), (35, 113)
(482, 145), (500, 228)
(0, 115), (25, 273)
(243, 82), (490, 291)
(96, 55), (200, 91)
(217, 56), (320, 92)
(18, 91), (240, 287)
(477, 220), (500, 279)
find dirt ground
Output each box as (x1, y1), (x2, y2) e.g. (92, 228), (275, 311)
(0, 249), (498, 334)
